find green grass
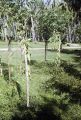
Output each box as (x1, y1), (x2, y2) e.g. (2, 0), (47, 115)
(0, 41), (20, 48)
(0, 41), (65, 48)
(0, 41), (81, 120)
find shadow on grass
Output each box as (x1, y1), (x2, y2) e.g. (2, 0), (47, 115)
(11, 60), (81, 120)
(46, 78), (81, 103)
(12, 98), (62, 120)
(61, 61), (81, 79)
(61, 49), (81, 57)
(47, 49), (58, 52)
(11, 57), (81, 120)
(73, 56), (81, 63)
(1, 62), (9, 81)
(1, 62), (13, 82)
(30, 60), (55, 70)
(36, 98), (62, 120)
(30, 60), (56, 67)
(44, 61), (81, 104)
(30, 60), (37, 65)
(61, 61), (81, 103)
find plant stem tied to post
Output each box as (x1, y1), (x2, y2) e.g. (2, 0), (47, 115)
(24, 45), (30, 107)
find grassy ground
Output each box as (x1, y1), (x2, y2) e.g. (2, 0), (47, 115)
(0, 41), (20, 48)
(0, 41), (81, 120)
(0, 41), (67, 48)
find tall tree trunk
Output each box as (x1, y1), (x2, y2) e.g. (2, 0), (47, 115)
(31, 15), (36, 41)
(67, 34), (69, 43)
(24, 19), (27, 39)
(13, 22), (17, 41)
(72, 22), (76, 42)
(8, 38), (12, 51)
(52, 0), (56, 7)
(68, 25), (72, 43)
(3, 16), (8, 42)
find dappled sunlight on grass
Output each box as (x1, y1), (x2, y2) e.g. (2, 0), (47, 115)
(0, 42), (81, 119)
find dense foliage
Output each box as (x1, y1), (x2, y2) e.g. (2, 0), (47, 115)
(0, 0), (79, 43)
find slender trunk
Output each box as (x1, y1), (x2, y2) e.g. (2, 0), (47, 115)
(3, 16), (8, 42)
(0, 58), (2, 76)
(56, 35), (61, 66)
(52, 0), (55, 7)
(8, 65), (11, 81)
(58, 36), (61, 53)
(8, 51), (12, 82)
(73, 21), (77, 42)
(4, 27), (8, 42)
(8, 39), (11, 52)
(0, 64), (3, 76)
(68, 25), (72, 43)
(67, 34), (69, 43)
(24, 46), (29, 107)
(0, 68), (2, 76)
(24, 19), (27, 39)
(13, 22), (17, 41)
(20, 46), (23, 74)
(45, 40), (48, 61)
(1, 26), (4, 40)
(31, 16), (36, 41)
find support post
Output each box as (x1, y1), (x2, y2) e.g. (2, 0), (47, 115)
(24, 46), (29, 107)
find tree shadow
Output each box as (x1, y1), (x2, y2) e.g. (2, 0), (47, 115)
(1, 62), (9, 81)
(36, 97), (62, 120)
(46, 78), (71, 93)
(47, 49), (58, 52)
(30, 60), (37, 65)
(11, 59), (81, 120)
(61, 49), (81, 57)
(61, 61), (81, 103)
(61, 61), (81, 79)
(1, 62), (13, 82)
(44, 62), (81, 104)
(73, 56), (81, 66)
(12, 98), (62, 120)
(12, 100), (36, 120)
(30, 60), (56, 67)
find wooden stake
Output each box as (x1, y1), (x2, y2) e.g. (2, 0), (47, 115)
(8, 65), (11, 81)
(0, 67), (2, 76)
(24, 46), (29, 107)
(0, 59), (2, 76)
